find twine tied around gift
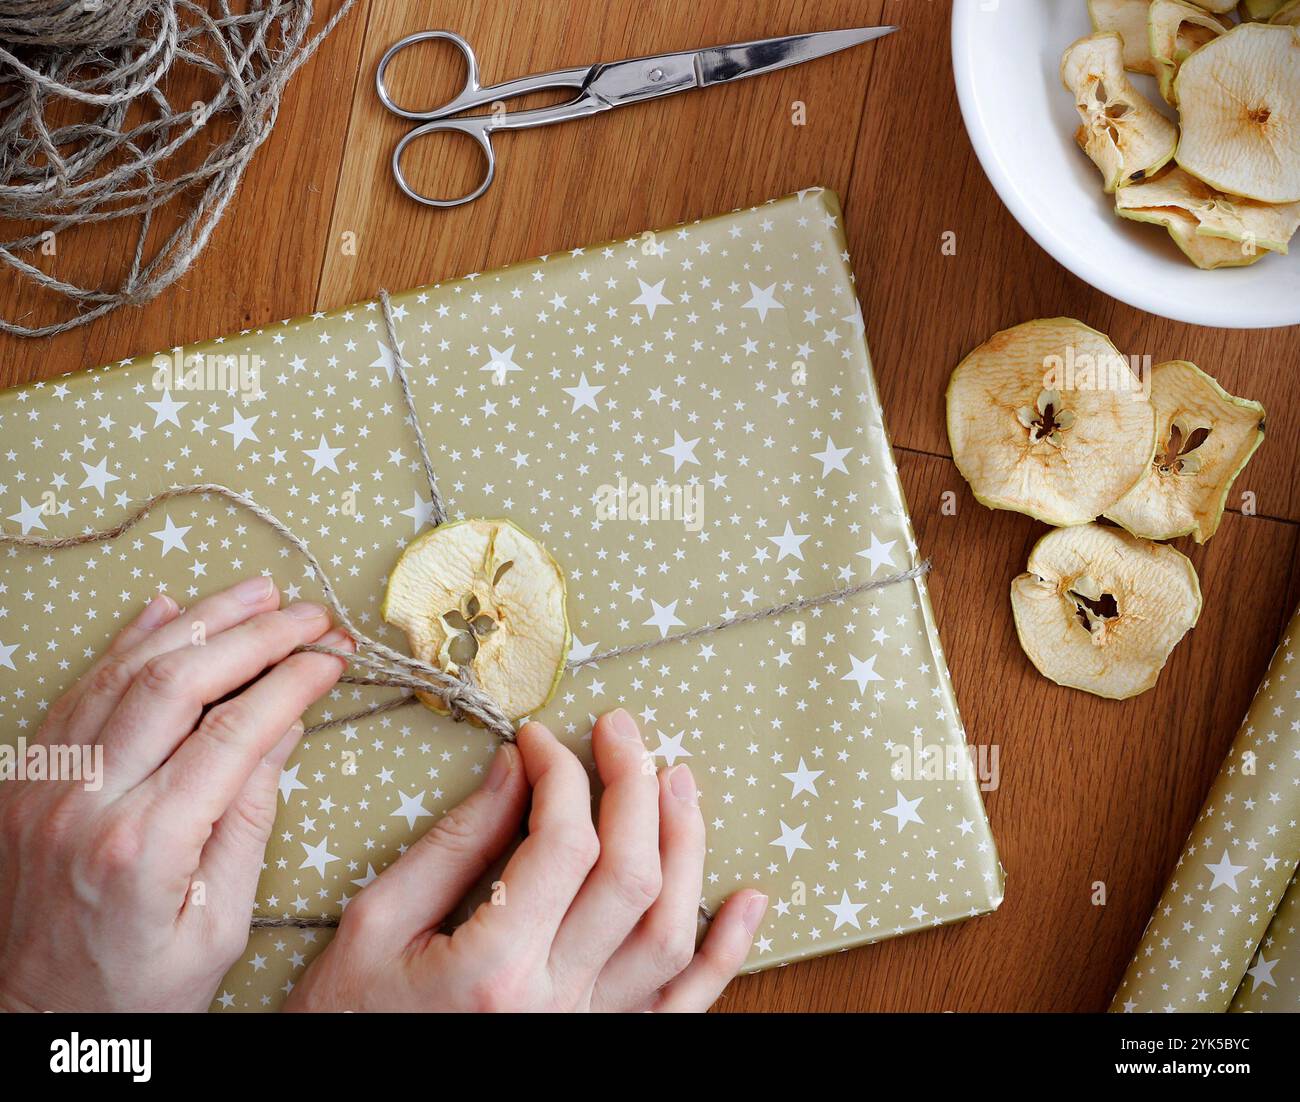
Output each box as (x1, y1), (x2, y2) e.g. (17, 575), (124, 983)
(0, 0), (357, 337)
(0, 289), (931, 925)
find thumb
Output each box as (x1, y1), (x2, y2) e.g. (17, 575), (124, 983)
(339, 742), (529, 949)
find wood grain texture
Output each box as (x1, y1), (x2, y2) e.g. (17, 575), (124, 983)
(0, 0), (1296, 1012)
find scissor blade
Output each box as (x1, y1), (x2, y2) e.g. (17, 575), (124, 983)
(696, 27), (896, 86)
(584, 26), (895, 111)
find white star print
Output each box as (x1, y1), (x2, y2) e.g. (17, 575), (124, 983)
(767, 521), (809, 561)
(651, 730), (692, 765)
(1204, 850), (1247, 893)
(841, 653), (883, 695)
(0, 640), (17, 671)
(631, 277), (672, 318)
(857, 533), (898, 575)
(770, 820), (813, 862)
(825, 890), (867, 931)
(78, 457), (119, 498)
(741, 281), (784, 322)
(481, 344), (522, 381)
(781, 758), (824, 798)
(562, 373), (604, 412)
(146, 388), (187, 427)
(390, 789), (433, 831)
(884, 790), (924, 832)
(810, 437), (852, 476)
(298, 836), (339, 878)
(303, 435), (344, 474)
(149, 516), (191, 556)
(219, 408), (261, 449)
(643, 599), (685, 638)
(370, 338), (404, 380)
(659, 431), (700, 472)
(6, 498), (47, 536)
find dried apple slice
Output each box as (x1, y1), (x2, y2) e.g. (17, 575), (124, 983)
(1272, 0), (1300, 24)
(1243, 0), (1288, 18)
(946, 319), (1155, 527)
(1116, 168), (1286, 266)
(1062, 32), (1179, 191)
(1011, 524), (1202, 699)
(1105, 361), (1264, 543)
(1090, 0), (1159, 73)
(382, 518), (569, 721)
(1117, 166), (1300, 251)
(1189, 0), (1239, 10)
(1148, 0), (1230, 104)
(1175, 23), (1300, 203)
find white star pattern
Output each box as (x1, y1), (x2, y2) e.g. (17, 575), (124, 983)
(0, 190), (1003, 1011)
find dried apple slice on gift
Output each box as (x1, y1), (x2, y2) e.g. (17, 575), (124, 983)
(1148, 0), (1230, 104)
(1062, 32), (1178, 191)
(1011, 524), (1202, 699)
(382, 518), (570, 721)
(1174, 23), (1300, 203)
(946, 318), (1156, 527)
(1089, 0), (1160, 74)
(1105, 360), (1264, 543)
(1115, 168), (1290, 266)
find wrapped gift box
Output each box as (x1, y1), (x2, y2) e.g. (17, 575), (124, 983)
(0, 188), (1003, 1010)
(1112, 606), (1300, 1013)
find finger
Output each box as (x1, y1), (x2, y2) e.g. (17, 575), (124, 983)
(338, 742), (528, 950)
(97, 601), (332, 791)
(654, 889), (766, 1013)
(38, 593), (179, 743)
(63, 575), (280, 742)
(187, 718), (305, 931)
(143, 625), (351, 829)
(549, 709), (661, 991)
(461, 722), (597, 959)
(592, 763), (706, 1010)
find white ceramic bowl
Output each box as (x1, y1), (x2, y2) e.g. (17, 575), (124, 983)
(951, 0), (1300, 329)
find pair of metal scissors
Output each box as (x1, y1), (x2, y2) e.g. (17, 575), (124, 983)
(375, 26), (896, 208)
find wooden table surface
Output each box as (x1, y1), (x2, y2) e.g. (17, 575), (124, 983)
(3, 0), (1297, 1012)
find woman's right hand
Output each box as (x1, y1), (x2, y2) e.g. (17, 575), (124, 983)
(285, 711), (766, 1012)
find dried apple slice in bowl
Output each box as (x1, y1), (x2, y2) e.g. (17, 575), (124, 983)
(1062, 31), (1178, 190)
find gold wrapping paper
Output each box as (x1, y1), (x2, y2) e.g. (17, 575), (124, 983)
(1112, 608), (1300, 1013)
(0, 189), (1003, 1011)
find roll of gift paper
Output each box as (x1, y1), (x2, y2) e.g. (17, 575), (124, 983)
(1111, 610), (1300, 1013)
(1230, 870), (1299, 1013)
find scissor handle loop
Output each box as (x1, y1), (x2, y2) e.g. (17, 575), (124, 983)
(376, 29), (484, 121)
(391, 117), (495, 208)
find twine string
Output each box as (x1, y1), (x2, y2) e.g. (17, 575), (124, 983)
(0, 0), (357, 337)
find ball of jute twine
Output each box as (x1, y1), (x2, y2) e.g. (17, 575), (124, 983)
(0, 0), (356, 337)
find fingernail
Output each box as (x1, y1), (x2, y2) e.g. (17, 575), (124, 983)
(286, 601), (326, 620)
(316, 627), (354, 651)
(138, 593), (176, 628)
(484, 744), (516, 792)
(742, 892), (768, 934)
(264, 721), (305, 768)
(234, 575), (275, 604)
(668, 764), (696, 801)
(608, 707), (640, 741)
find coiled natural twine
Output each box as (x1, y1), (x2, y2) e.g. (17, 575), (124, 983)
(0, 0), (355, 336)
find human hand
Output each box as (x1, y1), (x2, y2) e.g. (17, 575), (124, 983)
(285, 711), (766, 1012)
(0, 576), (351, 1012)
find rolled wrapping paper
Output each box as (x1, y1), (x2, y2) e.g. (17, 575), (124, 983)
(1230, 871), (1300, 1013)
(1111, 611), (1300, 1013)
